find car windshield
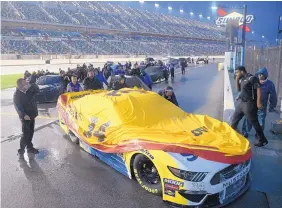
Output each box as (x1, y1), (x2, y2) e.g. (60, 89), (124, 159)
(36, 76), (62, 85)
(110, 76), (148, 89)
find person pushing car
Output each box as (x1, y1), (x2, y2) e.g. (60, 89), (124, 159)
(158, 86), (179, 106)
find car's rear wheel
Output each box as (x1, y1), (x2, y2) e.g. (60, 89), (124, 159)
(133, 154), (162, 195)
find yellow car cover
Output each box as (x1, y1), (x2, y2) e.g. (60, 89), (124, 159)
(57, 89), (251, 164)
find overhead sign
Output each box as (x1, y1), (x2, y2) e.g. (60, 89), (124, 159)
(215, 8), (254, 32)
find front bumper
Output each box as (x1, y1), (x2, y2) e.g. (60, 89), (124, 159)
(163, 163), (251, 208)
(166, 173), (251, 208)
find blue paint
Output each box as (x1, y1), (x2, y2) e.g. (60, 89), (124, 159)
(180, 153), (198, 161)
(88, 146), (130, 178)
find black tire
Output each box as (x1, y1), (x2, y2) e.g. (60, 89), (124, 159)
(133, 154), (162, 196)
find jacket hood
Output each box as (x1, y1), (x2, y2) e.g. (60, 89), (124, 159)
(256, 67), (268, 78)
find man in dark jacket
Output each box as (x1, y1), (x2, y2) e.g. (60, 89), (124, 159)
(83, 69), (103, 90)
(14, 78), (40, 157)
(158, 86), (179, 106)
(241, 67), (277, 137)
(111, 75), (128, 90)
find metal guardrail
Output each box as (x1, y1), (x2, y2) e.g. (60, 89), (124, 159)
(244, 40), (282, 108)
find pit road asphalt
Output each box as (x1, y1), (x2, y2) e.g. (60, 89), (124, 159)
(1, 64), (279, 208)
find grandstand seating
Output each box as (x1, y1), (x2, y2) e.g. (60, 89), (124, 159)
(1, 1), (226, 56)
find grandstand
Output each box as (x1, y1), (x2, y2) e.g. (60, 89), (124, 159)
(1, 1), (226, 56)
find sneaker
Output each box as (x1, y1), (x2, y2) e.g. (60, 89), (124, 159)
(27, 148), (39, 154)
(254, 140), (268, 147)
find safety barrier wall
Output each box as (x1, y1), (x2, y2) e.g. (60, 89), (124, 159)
(1, 55), (225, 75)
(223, 65), (235, 123)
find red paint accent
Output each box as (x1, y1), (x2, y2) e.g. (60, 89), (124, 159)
(240, 25), (251, 32)
(218, 8), (228, 17)
(59, 94), (68, 106)
(89, 142), (252, 165)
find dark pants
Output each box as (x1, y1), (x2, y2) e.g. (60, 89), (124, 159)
(231, 101), (267, 142)
(170, 68), (175, 78)
(242, 108), (267, 135)
(19, 119), (35, 151)
(181, 67), (185, 75)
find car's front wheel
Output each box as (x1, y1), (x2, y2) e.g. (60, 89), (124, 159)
(133, 154), (162, 196)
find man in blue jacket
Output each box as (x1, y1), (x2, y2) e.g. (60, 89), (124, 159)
(241, 67), (277, 138)
(140, 70), (153, 90)
(95, 68), (108, 87)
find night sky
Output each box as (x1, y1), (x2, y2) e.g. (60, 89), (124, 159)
(110, 1), (282, 45)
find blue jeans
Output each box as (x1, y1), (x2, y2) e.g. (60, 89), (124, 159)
(242, 108), (267, 134)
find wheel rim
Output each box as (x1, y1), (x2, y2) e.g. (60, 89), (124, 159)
(139, 158), (160, 184)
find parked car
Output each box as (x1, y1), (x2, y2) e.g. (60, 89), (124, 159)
(35, 75), (65, 103)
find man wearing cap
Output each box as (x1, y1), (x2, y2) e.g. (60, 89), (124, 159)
(67, 75), (83, 92)
(83, 69), (103, 90)
(158, 86), (179, 106)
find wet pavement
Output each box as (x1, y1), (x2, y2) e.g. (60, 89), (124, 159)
(1, 64), (281, 208)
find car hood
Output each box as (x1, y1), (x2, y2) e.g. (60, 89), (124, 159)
(57, 89), (251, 164)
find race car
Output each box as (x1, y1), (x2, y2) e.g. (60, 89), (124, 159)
(35, 75), (65, 103)
(57, 89), (251, 207)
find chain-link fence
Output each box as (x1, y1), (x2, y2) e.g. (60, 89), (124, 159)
(245, 41), (282, 108)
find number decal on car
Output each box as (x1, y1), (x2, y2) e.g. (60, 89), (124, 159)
(191, 126), (208, 136)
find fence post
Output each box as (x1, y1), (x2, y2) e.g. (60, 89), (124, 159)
(276, 40), (282, 108)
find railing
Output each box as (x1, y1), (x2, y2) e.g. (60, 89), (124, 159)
(244, 40), (282, 108)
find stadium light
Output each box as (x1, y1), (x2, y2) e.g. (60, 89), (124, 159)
(199, 14), (203, 18)
(168, 6), (172, 11)
(252, 31), (255, 34)
(211, 6), (218, 10)
(180, 9), (184, 13)
(139, 0), (144, 3)
(190, 12), (194, 16)
(155, 3), (159, 8)
(207, 16), (211, 20)
(262, 35), (265, 38)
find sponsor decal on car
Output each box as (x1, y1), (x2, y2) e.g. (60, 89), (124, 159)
(163, 178), (184, 187)
(164, 189), (176, 197)
(164, 183), (179, 191)
(191, 182), (206, 191)
(222, 166), (249, 189)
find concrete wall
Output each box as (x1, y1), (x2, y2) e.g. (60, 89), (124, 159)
(223, 66), (235, 124)
(0, 55), (225, 75)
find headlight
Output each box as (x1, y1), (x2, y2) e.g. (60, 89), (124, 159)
(168, 166), (208, 182)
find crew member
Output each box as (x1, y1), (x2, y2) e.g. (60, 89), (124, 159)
(241, 67), (277, 138)
(112, 75), (128, 90)
(14, 78), (40, 157)
(181, 61), (186, 75)
(169, 63), (175, 79)
(158, 86), (179, 106)
(140, 70), (153, 90)
(67, 75), (82, 92)
(83, 69), (103, 90)
(231, 66), (268, 147)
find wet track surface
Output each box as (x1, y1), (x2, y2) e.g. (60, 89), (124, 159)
(1, 64), (279, 208)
